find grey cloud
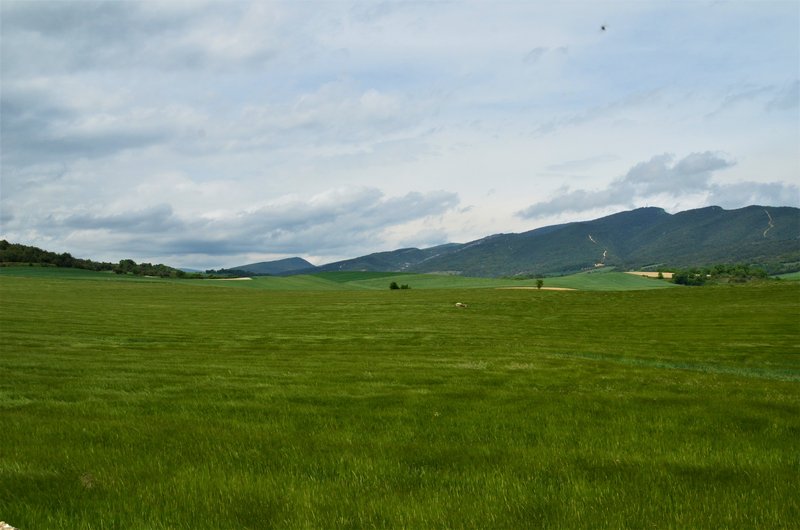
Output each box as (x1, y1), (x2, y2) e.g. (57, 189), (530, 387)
(60, 204), (180, 232)
(0, 208), (13, 228)
(708, 182), (800, 209)
(672, 151), (732, 176)
(374, 191), (458, 224)
(1, 1), (277, 75)
(123, 236), (256, 257)
(624, 151), (732, 196)
(2, 1), (138, 38)
(2, 1), (160, 74)
(518, 152), (735, 219)
(1, 86), (170, 165)
(230, 189), (459, 254)
(3, 124), (167, 165)
(33, 188), (459, 260)
(517, 186), (628, 219)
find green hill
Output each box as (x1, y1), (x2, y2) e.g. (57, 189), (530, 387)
(316, 205), (800, 277)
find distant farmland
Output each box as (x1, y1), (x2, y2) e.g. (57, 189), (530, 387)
(0, 268), (797, 528)
(0, 265), (680, 291)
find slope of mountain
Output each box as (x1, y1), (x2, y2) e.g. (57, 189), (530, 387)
(314, 205), (800, 277)
(229, 257), (316, 275)
(315, 243), (462, 273)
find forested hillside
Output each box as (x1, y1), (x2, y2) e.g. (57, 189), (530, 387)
(0, 240), (189, 278)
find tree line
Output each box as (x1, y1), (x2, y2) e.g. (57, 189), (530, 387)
(0, 240), (196, 278)
(671, 264), (769, 286)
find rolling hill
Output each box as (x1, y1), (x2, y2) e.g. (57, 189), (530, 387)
(220, 257), (315, 275)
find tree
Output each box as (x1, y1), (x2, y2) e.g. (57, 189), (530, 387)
(672, 269), (706, 286)
(536, 279), (544, 289)
(117, 259), (138, 274)
(389, 281), (400, 290)
(55, 252), (74, 268)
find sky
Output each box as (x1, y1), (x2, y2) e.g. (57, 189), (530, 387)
(1, 0), (798, 269)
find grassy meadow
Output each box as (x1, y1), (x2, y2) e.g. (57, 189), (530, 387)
(1, 268), (798, 528)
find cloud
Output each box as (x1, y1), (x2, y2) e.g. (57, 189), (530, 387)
(518, 151), (735, 218)
(0, 82), (181, 166)
(0, 208), (13, 227)
(705, 85), (773, 118)
(708, 181), (800, 209)
(13, 188), (459, 263)
(59, 204), (180, 232)
(523, 47), (547, 64)
(535, 89), (662, 136)
(766, 80), (799, 112)
(398, 228), (450, 249)
(523, 46), (567, 64)
(517, 186), (623, 219)
(210, 188), (460, 255)
(0, 1), (281, 75)
(239, 80), (433, 149)
(706, 81), (800, 118)
(544, 154), (619, 173)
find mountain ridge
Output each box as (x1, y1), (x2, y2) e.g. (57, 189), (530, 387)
(230, 205), (799, 277)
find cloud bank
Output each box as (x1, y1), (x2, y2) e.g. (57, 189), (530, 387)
(18, 188), (458, 265)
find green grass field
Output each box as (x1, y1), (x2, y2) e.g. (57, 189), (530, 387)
(1, 268), (798, 528)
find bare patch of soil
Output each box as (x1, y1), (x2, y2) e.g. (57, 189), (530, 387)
(496, 286), (576, 291)
(625, 271), (673, 279)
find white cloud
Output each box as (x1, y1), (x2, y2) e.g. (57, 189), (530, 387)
(518, 152), (736, 219)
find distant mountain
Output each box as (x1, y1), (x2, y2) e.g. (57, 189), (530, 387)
(315, 205), (800, 277)
(316, 243), (462, 273)
(225, 257), (316, 275)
